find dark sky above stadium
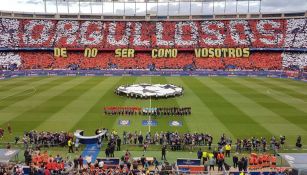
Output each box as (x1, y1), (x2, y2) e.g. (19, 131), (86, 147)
(0, 0), (306, 14)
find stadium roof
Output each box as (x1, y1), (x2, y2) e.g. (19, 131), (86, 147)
(0, 0), (306, 15)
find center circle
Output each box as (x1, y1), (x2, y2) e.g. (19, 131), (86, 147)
(115, 83), (183, 99)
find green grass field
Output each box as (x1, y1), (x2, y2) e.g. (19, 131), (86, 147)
(0, 76), (307, 147)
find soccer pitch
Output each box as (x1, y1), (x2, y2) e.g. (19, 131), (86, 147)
(0, 76), (306, 146)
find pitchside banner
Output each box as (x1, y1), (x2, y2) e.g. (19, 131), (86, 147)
(177, 159), (201, 166)
(96, 158), (120, 166)
(142, 120), (158, 126)
(3, 70), (305, 80)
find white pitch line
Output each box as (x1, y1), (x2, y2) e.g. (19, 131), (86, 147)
(149, 76), (152, 133)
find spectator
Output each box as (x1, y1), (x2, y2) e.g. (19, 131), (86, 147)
(225, 143), (231, 157)
(73, 156), (78, 169)
(233, 155), (239, 168)
(67, 139), (74, 153)
(7, 123), (12, 135)
(78, 156), (83, 169)
(161, 145), (167, 161)
(0, 128), (4, 139)
(6, 143), (11, 149)
(243, 157), (248, 171)
(197, 148), (202, 159)
(116, 137), (121, 151)
(296, 135), (302, 148)
(238, 158), (243, 172)
(153, 157), (159, 171)
(209, 157), (215, 171)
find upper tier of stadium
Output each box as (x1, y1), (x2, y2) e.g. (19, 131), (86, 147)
(0, 4), (306, 71)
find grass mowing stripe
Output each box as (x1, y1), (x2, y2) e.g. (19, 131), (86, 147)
(268, 78), (307, 96)
(240, 78), (307, 114)
(12, 77), (100, 134)
(0, 77), (85, 128)
(0, 77), (62, 110)
(169, 77), (234, 139)
(254, 78), (307, 102)
(0, 77), (45, 98)
(190, 77), (270, 138)
(35, 77), (107, 131)
(230, 78), (307, 133)
(151, 77), (189, 133)
(71, 77), (137, 133)
(212, 77), (307, 141)
(273, 78), (307, 89)
(0, 77), (38, 88)
(0, 77), (41, 92)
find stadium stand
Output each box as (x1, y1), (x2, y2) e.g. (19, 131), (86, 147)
(0, 18), (306, 70)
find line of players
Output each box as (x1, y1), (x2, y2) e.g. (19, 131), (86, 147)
(103, 106), (191, 116)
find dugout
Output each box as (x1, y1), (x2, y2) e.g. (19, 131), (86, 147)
(278, 153), (307, 175)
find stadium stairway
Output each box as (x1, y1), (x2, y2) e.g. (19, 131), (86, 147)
(81, 143), (101, 164)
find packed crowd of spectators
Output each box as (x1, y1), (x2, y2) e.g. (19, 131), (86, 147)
(0, 51), (305, 71)
(8, 129), (292, 155)
(30, 151), (70, 174)
(1, 19), (306, 49)
(0, 128), (297, 174)
(0, 18), (306, 70)
(71, 150), (172, 175)
(282, 52), (307, 69)
(1, 51), (306, 71)
(0, 164), (25, 175)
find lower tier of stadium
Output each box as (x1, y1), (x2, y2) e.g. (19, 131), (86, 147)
(0, 51), (306, 70)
